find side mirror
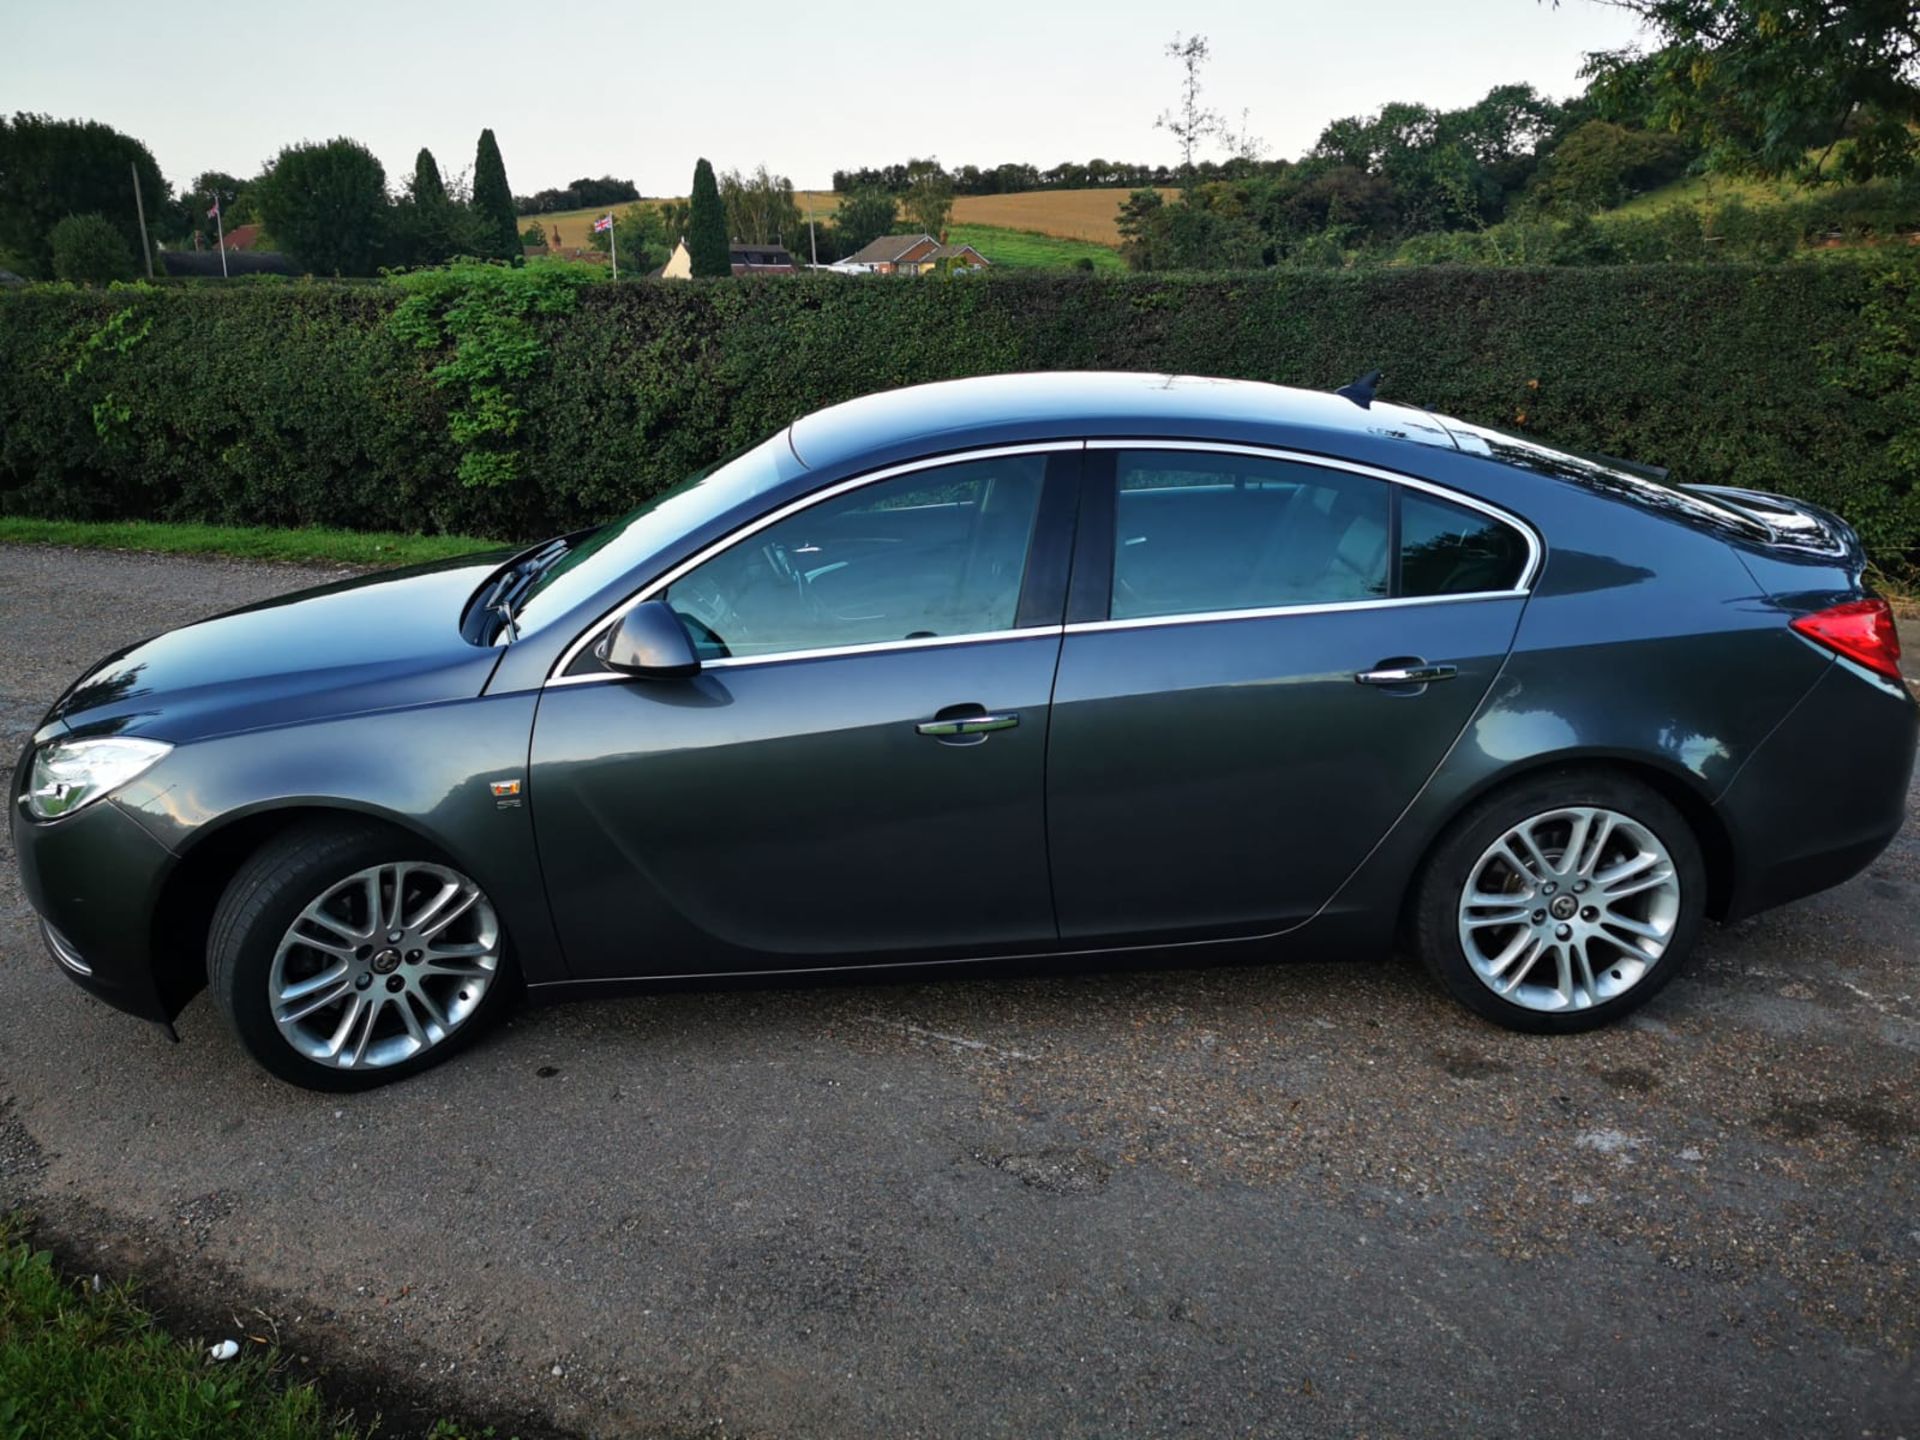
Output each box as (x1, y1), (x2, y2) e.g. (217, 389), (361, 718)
(597, 600), (701, 679)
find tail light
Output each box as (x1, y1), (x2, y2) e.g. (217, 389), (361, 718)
(1790, 597), (1904, 681)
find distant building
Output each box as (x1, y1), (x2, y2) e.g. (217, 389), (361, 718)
(659, 240), (798, 279)
(838, 233), (990, 274)
(219, 223), (264, 252)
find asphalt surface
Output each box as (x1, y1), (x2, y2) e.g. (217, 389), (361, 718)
(2, 543), (1918, 1440)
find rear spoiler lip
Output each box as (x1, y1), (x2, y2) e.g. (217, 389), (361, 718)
(1680, 482), (1862, 564)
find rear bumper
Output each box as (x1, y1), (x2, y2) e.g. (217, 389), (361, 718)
(11, 748), (179, 1022)
(1715, 659), (1919, 921)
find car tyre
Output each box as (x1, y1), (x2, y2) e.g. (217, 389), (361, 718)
(208, 819), (516, 1091)
(1411, 769), (1707, 1034)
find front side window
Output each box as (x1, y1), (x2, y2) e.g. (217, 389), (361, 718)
(1112, 451), (1391, 620)
(664, 454), (1046, 660)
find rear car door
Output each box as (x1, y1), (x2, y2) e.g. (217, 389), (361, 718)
(530, 446), (1080, 978)
(1045, 443), (1535, 943)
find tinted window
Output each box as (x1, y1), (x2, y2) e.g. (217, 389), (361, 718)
(665, 455), (1045, 659)
(1112, 451), (1390, 620)
(1399, 492), (1528, 596)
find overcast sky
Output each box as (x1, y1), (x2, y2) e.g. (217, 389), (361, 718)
(4, 0), (1647, 198)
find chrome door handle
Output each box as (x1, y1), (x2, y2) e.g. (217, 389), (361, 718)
(916, 712), (1020, 737)
(1356, 663), (1458, 686)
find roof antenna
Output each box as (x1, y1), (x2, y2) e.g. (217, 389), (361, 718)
(1336, 368), (1383, 409)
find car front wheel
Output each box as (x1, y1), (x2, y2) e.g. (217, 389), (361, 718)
(1411, 771), (1707, 1033)
(208, 820), (513, 1090)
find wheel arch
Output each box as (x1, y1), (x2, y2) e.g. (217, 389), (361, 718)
(1403, 750), (1736, 925)
(147, 801), (484, 1020)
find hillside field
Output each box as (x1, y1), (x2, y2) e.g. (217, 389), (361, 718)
(519, 188), (1153, 263)
(946, 224), (1126, 271)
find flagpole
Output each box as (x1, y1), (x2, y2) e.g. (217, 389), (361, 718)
(610, 217), (618, 280)
(213, 198), (227, 279)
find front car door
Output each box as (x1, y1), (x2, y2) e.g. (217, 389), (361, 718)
(1045, 443), (1536, 944)
(529, 445), (1080, 979)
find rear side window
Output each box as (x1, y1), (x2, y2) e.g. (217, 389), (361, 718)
(1112, 451), (1391, 620)
(1400, 492), (1528, 596)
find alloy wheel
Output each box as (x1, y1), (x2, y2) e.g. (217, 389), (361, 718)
(269, 862), (501, 1070)
(1456, 806), (1681, 1014)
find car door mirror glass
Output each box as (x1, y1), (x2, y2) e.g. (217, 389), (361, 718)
(598, 601), (702, 678)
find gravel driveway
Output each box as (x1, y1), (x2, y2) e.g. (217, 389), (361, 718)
(2, 544), (1917, 1439)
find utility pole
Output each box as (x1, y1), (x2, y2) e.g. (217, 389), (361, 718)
(130, 162), (154, 279)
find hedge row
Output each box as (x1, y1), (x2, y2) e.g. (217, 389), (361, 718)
(3, 263), (1918, 562)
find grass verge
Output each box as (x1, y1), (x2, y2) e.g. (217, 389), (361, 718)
(1, 1216), (510, 1439)
(0, 1218), (359, 1440)
(0, 518), (505, 569)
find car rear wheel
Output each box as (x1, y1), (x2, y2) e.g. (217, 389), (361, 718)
(1411, 771), (1706, 1033)
(208, 820), (514, 1090)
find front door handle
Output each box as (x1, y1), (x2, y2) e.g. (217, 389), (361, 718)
(916, 711), (1020, 738)
(1356, 662), (1458, 687)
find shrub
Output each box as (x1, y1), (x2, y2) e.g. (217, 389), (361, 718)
(49, 213), (135, 284)
(1, 264), (1916, 564)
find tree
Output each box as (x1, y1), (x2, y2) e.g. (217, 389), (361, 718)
(0, 114), (165, 278)
(1577, 1), (1920, 181)
(1156, 33), (1224, 174)
(902, 159), (954, 237)
(194, 170), (257, 227)
(470, 128), (519, 260)
(389, 146), (471, 267)
(49, 212), (134, 284)
(833, 187), (899, 254)
(255, 138), (389, 275)
(1116, 188), (1171, 269)
(688, 158), (730, 276)
(412, 148), (448, 207)
(1527, 119), (1692, 214)
(591, 203), (670, 273)
(720, 165), (802, 246)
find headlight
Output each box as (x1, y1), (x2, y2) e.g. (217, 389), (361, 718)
(25, 737), (172, 820)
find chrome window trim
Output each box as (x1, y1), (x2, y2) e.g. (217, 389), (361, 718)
(546, 625), (1064, 686)
(545, 442), (1085, 685)
(546, 436), (1542, 686)
(1062, 588), (1523, 638)
(1092, 437), (1543, 594)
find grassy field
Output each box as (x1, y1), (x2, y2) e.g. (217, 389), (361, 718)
(0, 518), (504, 568)
(946, 223), (1125, 271)
(519, 188), (1157, 256)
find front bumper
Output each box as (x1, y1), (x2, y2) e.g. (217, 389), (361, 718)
(1715, 659), (1920, 921)
(11, 746), (181, 1022)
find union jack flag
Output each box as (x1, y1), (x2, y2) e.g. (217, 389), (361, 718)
(593, 213), (613, 233)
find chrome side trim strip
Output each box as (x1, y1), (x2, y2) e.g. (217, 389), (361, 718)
(545, 625), (1065, 687)
(1062, 589), (1524, 637)
(1086, 437), (1544, 591)
(547, 441), (1086, 685)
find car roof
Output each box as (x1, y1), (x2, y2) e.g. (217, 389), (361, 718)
(785, 371), (1460, 473)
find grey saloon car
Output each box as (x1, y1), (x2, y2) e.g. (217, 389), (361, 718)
(13, 373), (1916, 1090)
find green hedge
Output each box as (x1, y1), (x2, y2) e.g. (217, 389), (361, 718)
(4, 262), (1918, 562)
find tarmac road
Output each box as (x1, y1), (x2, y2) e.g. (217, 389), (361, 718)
(2, 543), (1917, 1439)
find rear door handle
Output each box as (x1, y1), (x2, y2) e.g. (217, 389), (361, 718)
(1356, 662), (1458, 686)
(916, 711), (1020, 738)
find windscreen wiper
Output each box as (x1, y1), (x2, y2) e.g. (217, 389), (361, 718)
(484, 537), (573, 643)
